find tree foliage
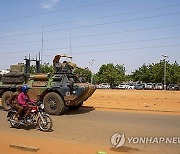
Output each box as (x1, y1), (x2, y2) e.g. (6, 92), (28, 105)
(73, 68), (92, 83)
(29, 61), (180, 85)
(93, 63), (126, 85)
(131, 61), (180, 84)
(30, 63), (54, 74)
(41, 63), (54, 74)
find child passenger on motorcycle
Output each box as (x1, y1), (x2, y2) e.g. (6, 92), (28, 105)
(8, 86), (23, 121)
(18, 85), (36, 120)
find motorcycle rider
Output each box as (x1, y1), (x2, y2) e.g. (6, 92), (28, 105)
(8, 86), (23, 121)
(18, 85), (36, 121)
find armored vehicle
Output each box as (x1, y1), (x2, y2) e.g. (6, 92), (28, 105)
(0, 54), (96, 115)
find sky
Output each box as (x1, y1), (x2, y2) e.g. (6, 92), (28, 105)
(0, 0), (180, 74)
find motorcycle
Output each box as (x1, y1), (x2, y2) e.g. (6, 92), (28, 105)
(7, 101), (53, 132)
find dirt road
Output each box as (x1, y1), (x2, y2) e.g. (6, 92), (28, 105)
(0, 89), (180, 153)
(0, 106), (180, 154)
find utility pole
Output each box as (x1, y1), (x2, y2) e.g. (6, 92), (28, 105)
(41, 26), (44, 65)
(70, 30), (72, 62)
(162, 54), (168, 90)
(89, 59), (96, 84)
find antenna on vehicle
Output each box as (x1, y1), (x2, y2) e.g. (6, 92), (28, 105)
(41, 26), (44, 65)
(70, 30), (72, 62)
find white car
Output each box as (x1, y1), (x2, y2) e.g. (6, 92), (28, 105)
(127, 84), (135, 89)
(154, 83), (163, 90)
(117, 83), (129, 89)
(98, 83), (110, 89)
(145, 83), (154, 90)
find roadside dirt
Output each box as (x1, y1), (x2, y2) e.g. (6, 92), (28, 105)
(0, 132), (121, 154)
(85, 89), (180, 114)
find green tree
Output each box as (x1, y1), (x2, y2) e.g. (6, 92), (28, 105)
(41, 63), (54, 74)
(131, 64), (150, 82)
(94, 63), (126, 85)
(73, 67), (92, 83)
(167, 61), (180, 84)
(30, 63), (54, 74)
(131, 61), (180, 84)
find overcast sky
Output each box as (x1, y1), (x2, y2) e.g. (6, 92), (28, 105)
(0, 0), (180, 74)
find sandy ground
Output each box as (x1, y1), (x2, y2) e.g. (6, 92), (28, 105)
(0, 132), (118, 154)
(0, 89), (180, 153)
(85, 89), (180, 114)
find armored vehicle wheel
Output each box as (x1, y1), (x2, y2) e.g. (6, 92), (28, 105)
(69, 102), (83, 110)
(2, 91), (13, 111)
(43, 92), (65, 115)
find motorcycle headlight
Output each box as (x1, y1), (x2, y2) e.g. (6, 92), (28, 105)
(40, 104), (44, 109)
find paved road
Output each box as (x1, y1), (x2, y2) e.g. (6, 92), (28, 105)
(0, 106), (179, 153)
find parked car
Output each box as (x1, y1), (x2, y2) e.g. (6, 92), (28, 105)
(117, 83), (129, 89)
(145, 83), (154, 90)
(154, 83), (163, 90)
(174, 85), (180, 90)
(134, 84), (145, 90)
(110, 84), (119, 89)
(127, 83), (135, 89)
(167, 84), (175, 90)
(167, 84), (179, 90)
(98, 83), (110, 89)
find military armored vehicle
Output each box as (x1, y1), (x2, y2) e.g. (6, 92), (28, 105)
(0, 54), (96, 115)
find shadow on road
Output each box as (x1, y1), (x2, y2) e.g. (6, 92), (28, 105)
(64, 106), (95, 115)
(10, 124), (37, 131)
(10, 124), (53, 132)
(110, 146), (140, 152)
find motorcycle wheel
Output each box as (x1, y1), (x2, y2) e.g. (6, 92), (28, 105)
(9, 113), (20, 128)
(38, 114), (53, 132)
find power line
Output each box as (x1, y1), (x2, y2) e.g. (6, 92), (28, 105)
(72, 24), (180, 39)
(0, 40), (41, 46)
(0, 0), (23, 6)
(0, 47), (66, 55)
(68, 36), (180, 49)
(0, 23), (180, 42)
(1, 44), (180, 59)
(0, 0), (118, 23)
(35, 12), (180, 34)
(0, 36), (180, 48)
(1, 3), (180, 33)
(0, 50), (37, 55)
(1, 36), (180, 54)
(68, 44), (180, 55)
(39, 37), (180, 51)
(0, 12), (180, 39)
